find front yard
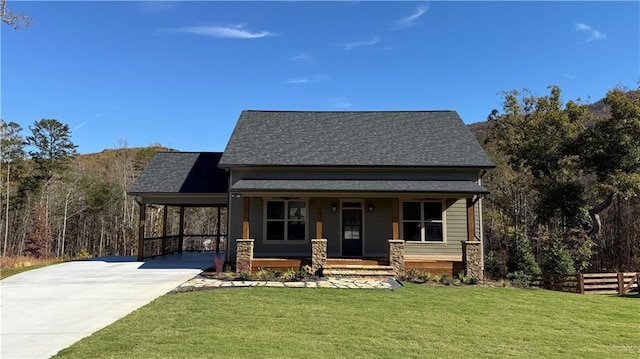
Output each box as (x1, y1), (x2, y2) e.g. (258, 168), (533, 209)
(54, 284), (639, 358)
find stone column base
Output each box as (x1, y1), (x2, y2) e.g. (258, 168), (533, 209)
(311, 239), (327, 275)
(388, 239), (405, 278)
(236, 239), (254, 273)
(462, 241), (483, 280)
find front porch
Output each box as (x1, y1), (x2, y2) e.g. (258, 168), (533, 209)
(233, 195), (483, 278)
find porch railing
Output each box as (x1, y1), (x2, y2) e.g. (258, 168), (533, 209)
(141, 234), (227, 260)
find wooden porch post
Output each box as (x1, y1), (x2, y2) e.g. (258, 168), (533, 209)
(178, 206), (185, 252)
(316, 200), (323, 239)
(162, 205), (168, 256)
(215, 205), (222, 253)
(242, 197), (250, 239)
(467, 197), (475, 242)
(391, 198), (399, 240)
(137, 202), (146, 261)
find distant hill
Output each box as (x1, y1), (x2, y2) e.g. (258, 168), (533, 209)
(466, 89), (640, 137)
(73, 145), (177, 178)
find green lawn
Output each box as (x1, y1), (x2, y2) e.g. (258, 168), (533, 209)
(54, 285), (639, 359)
(0, 261), (62, 280)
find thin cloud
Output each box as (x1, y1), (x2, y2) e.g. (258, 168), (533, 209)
(561, 74), (576, 79)
(328, 99), (353, 109)
(285, 78), (311, 84)
(289, 52), (313, 63)
(373, 46), (396, 52)
(284, 74), (330, 84)
(343, 36), (381, 50)
(574, 22), (606, 44)
(394, 3), (429, 29)
(114, 105), (123, 110)
(165, 25), (276, 39)
(73, 122), (86, 131)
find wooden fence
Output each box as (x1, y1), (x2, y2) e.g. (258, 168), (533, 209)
(532, 272), (639, 296)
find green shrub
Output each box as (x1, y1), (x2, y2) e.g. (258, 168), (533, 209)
(542, 238), (575, 274)
(439, 274), (454, 286)
(507, 270), (533, 288)
(223, 263), (234, 273)
(238, 271), (254, 281)
(507, 229), (541, 277)
(457, 271), (479, 285)
(75, 249), (92, 260)
(255, 268), (276, 281)
(402, 269), (431, 283)
(280, 268), (298, 281)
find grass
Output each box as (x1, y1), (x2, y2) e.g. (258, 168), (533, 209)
(53, 284), (639, 358)
(0, 256), (63, 279)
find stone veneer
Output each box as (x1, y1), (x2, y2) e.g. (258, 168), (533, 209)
(236, 239), (254, 273)
(388, 240), (405, 277)
(311, 239), (327, 274)
(463, 241), (483, 279)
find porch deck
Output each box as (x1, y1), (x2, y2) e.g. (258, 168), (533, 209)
(251, 257), (463, 276)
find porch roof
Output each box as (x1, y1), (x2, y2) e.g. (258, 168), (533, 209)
(230, 179), (489, 194)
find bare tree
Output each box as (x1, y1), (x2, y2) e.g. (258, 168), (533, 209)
(1, 0), (31, 29)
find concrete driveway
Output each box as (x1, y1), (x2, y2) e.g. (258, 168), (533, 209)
(1, 253), (214, 359)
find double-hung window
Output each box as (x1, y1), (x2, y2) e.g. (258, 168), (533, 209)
(402, 201), (444, 242)
(265, 200), (307, 241)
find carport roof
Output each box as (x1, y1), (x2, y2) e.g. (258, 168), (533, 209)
(128, 152), (228, 205)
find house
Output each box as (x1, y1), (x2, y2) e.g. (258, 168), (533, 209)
(129, 111), (494, 278)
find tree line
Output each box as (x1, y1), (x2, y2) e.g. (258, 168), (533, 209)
(0, 119), (221, 261)
(477, 84), (640, 278)
(2, 83), (638, 276)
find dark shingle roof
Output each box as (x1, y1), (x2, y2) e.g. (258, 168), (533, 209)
(129, 152), (228, 194)
(230, 179), (489, 194)
(218, 111), (494, 168)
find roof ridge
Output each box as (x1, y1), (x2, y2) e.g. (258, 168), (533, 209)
(242, 110), (456, 113)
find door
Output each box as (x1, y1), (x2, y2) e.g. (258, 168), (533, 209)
(342, 208), (363, 256)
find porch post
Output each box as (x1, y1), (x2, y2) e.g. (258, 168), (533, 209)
(236, 196), (253, 273)
(242, 197), (250, 239)
(162, 205), (168, 256)
(466, 197), (475, 242)
(178, 206), (185, 253)
(311, 239), (327, 274)
(464, 197), (483, 279)
(316, 200), (322, 239)
(236, 239), (254, 273)
(391, 198), (399, 240)
(215, 205), (222, 253)
(388, 240), (405, 278)
(137, 202), (146, 261)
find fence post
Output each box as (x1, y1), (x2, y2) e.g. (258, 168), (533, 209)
(617, 272), (624, 296)
(577, 273), (584, 294)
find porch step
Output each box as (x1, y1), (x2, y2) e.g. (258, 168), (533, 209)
(322, 264), (395, 278)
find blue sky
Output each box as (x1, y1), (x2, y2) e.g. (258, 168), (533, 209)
(2, 1), (639, 154)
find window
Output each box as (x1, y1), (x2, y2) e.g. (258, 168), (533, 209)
(265, 200), (307, 241)
(402, 201), (444, 242)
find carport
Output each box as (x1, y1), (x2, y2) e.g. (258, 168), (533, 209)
(128, 152), (229, 261)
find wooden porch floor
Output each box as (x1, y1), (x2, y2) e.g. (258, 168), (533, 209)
(251, 257), (464, 276)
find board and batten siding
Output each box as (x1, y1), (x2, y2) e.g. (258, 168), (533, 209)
(404, 198), (467, 260)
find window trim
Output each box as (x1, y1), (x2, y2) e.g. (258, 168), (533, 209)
(400, 199), (447, 243)
(262, 198), (309, 244)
